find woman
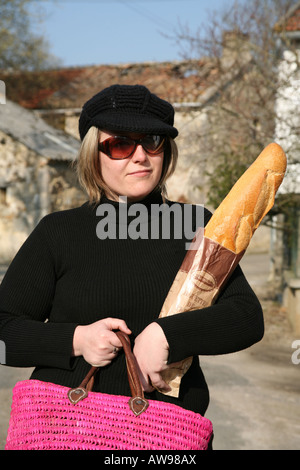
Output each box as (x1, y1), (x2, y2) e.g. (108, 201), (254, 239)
(0, 84), (264, 444)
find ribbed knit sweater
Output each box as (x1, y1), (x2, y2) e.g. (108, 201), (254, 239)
(0, 191), (264, 416)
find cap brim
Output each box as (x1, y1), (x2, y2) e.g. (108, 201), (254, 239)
(90, 111), (178, 138)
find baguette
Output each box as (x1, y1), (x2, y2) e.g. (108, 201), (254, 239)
(204, 143), (287, 254)
(159, 142), (287, 397)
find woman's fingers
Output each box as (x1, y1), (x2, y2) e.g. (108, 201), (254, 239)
(133, 322), (171, 393)
(72, 317), (131, 367)
(149, 373), (171, 393)
(103, 317), (132, 335)
(136, 368), (171, 394)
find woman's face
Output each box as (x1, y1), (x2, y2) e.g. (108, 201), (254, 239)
(99, 131), (164, 202)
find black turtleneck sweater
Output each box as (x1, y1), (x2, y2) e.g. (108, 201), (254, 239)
(0, 192), (264, 415)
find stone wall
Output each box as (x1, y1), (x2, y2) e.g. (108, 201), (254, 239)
(0, 129), (85, 263)
(0, 130), (44, 262)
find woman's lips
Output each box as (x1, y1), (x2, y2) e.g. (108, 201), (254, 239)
(128, 169), (152, 177)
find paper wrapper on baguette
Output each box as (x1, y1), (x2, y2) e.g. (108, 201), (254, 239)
(159, 143), (287, 397)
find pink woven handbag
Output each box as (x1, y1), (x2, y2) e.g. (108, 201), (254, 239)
(5, 331), (213, 450)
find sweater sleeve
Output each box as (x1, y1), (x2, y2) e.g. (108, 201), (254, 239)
(155, 264), (264, 363)
(0, 217), (78, 369)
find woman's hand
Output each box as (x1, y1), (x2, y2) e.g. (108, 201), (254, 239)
(133, 322), (172, 393)
(72, 317), (131, 367)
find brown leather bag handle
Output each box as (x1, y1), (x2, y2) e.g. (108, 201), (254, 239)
(67, 331), (149, 416)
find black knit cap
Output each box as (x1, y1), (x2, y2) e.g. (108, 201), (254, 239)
(78, 84), (178, 141)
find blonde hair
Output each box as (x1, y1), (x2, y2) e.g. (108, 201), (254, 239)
(75, 126), (178, 204)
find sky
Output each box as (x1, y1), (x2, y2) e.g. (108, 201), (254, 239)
(36, 0), (235, 68)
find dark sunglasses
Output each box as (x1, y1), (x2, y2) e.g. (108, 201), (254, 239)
(98, 135), (166, 160)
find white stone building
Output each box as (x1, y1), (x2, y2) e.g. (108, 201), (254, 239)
(273, 1), (300, 333)
(0, 100), (83, 263)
